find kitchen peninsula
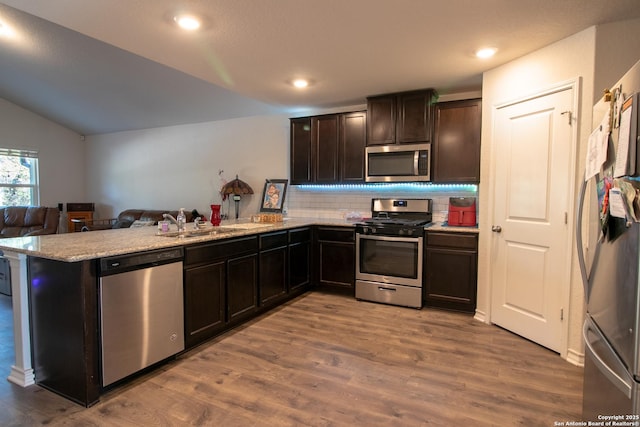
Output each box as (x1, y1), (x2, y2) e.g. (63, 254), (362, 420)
(0, 219), (327, 406)
(1, 217), (477, 406)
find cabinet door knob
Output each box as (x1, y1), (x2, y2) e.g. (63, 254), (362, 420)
(491, 225), (502, 233)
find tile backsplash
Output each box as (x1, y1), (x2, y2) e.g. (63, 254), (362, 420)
(285, 184), (478, 223)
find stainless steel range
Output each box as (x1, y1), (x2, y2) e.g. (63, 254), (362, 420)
(355, 198), (432, 308)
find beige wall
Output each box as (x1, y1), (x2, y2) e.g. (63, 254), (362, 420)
(594, 19), (640, 105)
(479, 18), (640, 364)
(85, 114), (291, 220)
(0, 97), (86, 228)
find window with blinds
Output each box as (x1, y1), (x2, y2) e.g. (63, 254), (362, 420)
(0, 149), (39, 206)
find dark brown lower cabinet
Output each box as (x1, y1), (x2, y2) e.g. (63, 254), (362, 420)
(227, 253), (258, 324)
(314, 226), (355, 289)
(28, 257), (100, 407)
(184, 261), (225, 348)
(259, 231), (288, 308)
(289, 228), (311, 293)
(184, 235), (258, 346)
(185, 229), (312, 350)
(424, 231), (478, 313)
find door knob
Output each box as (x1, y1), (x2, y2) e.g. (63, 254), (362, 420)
(492, 225), (502, 233)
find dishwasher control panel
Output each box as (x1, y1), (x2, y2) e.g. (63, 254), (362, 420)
(99, 247), (184, 275)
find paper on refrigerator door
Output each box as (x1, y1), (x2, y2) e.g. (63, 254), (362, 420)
(608, 187), (628, 219)
(585, 110), (610, 181)
(614, 178), (640, 222)
(584, 109), (610, 181)
(613, 96), (634, 177)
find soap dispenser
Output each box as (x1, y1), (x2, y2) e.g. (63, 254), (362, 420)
(177, 208), (186, 232)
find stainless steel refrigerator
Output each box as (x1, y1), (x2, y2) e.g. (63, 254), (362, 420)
(578, 59), (640, 419)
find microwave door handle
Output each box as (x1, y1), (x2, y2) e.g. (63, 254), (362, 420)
(414, 151), (419, 175)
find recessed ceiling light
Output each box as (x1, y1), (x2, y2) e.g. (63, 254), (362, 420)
(292, 79), (309, 89)
(476, 47), (497, 59)
(0, 21), (14, 38)
(174, 14), (201, 31)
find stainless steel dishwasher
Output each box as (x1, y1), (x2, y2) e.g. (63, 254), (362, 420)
(99, 247), (185, 387)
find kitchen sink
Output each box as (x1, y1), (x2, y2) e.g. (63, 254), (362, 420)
(156, 228), (235, 238)
(155, 222), (275, 238)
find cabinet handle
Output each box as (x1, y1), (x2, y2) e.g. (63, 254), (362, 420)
(491, 225), (502, 233)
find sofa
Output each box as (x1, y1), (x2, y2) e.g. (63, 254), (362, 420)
(76, 209), (194, 232)
(0, 206), (60, 238)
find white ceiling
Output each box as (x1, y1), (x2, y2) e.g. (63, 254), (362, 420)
(1, 0), (639, 135)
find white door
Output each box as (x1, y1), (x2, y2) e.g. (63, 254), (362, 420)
(490, 87), (574, 352)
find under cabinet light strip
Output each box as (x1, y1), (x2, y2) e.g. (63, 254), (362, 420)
(294, 183), (478, 192)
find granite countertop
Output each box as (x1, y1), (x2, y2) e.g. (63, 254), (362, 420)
(425, 222), (480, 233)
(0, 217), (477, 262)
(0, 218), (354, 262)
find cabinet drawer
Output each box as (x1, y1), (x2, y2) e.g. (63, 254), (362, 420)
(289, 227), (311, 244)
(185, 236), (258, 266)
(260, 231), (288, 251)
(426, 232), (477, 250)
(316, 227), (354, 242)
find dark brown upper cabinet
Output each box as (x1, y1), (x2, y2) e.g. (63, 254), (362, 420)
(432, 99), (481, 183)
(314, 114), (340, 183)
(290, 117), (313, 184)
(366, 89), (437, 146)
(290, 111), (366, 185)
(366, 95), (395, 145)
(340, 111), (367, 182)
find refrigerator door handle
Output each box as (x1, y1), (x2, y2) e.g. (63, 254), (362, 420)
(576, 178), (591, 300)
(583, 319), (633, 399)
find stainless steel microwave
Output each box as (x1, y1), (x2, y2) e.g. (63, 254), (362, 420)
(365, 143), (431, 182)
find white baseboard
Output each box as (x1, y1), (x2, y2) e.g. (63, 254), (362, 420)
(473, 309), (487, 324)
(8, 365), (35, 387)
(565, 348), (584, 367)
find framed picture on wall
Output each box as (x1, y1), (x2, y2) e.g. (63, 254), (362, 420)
(260, 179), (288, 213)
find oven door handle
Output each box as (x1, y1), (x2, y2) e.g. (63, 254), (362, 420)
(378, 286), (397, 292)
(356, 234), (423, 243)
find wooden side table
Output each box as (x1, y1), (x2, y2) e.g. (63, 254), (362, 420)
(66, 203), (95, 233)
(67, 211), (93, 232)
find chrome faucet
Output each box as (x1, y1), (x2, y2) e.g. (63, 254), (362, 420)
(163, 213), (184, 231)
(193, 216), (202, 229)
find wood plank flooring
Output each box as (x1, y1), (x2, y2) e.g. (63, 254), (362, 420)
(0, 291), (583, 426)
